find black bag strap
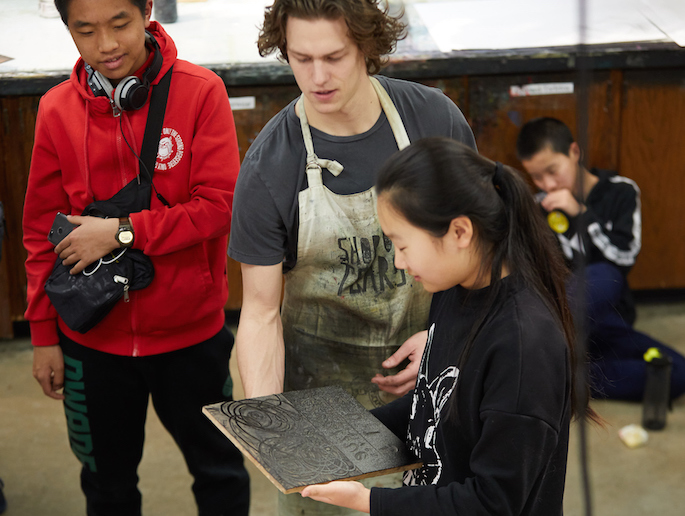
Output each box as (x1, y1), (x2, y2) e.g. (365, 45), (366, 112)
(139, 65), (173, 184)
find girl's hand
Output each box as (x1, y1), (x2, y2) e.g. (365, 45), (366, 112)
(300, 481), (371, 513)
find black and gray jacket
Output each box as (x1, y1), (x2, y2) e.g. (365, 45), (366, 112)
(559, 168), (641, 276)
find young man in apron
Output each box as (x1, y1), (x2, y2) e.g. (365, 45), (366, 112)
(228, 2), (476, 513)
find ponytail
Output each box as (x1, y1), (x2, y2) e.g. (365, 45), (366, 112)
(496, 157), (600, 424)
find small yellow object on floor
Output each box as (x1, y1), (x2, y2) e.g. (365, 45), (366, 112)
(618, 424), (649, 449)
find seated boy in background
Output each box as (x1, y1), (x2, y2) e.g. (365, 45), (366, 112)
(516, 117), (685, 401)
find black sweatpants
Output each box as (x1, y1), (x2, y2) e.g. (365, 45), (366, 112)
(59, 326), (250, 516)
(570, 263), (685, 401)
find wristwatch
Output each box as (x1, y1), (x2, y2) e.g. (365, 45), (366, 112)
(115, 217), (134, 248)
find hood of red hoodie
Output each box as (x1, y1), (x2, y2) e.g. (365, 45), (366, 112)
(68, 21), (178, 114)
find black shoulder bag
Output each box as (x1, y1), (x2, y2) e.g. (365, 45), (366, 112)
(45, 67), (173, 334)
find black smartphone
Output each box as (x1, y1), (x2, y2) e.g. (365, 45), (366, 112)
(47, 212), (75, 245)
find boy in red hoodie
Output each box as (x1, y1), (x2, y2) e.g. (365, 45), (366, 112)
(23, 1), (249, 514)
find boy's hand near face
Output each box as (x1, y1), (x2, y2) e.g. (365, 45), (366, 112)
(540, 188), (584, 217)
(301, 481), (371, 513)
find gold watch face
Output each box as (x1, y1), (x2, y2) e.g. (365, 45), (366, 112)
(118, 230), (134, 245)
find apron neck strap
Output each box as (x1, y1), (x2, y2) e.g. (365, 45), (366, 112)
(369, 76), (410, 151)
(296, 76), (411, 178)
(296, 96), (344, 178)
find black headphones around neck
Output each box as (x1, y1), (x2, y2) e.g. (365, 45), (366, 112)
(86, 31), (163, 111)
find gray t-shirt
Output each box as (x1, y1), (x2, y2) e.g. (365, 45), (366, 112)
(228, 75), (476, 271)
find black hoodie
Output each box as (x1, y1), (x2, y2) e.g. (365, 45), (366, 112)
(371, 275), (571, 516)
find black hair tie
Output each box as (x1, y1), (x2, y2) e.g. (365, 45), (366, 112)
(492, 161), (505, 191)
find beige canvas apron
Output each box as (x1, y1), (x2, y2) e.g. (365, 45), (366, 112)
(281, 77), (432, 410)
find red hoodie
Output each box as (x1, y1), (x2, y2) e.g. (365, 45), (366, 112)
(23, 22), (239, 356)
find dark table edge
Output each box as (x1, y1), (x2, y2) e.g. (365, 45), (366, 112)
(1, 42), (684, 96)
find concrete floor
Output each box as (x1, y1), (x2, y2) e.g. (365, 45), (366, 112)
(1, 301), (685, 516)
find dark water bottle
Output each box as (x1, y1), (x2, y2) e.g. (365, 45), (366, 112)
(642, 347), (672, 430)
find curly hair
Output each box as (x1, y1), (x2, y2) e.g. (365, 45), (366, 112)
(257, 0), (406, 75)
